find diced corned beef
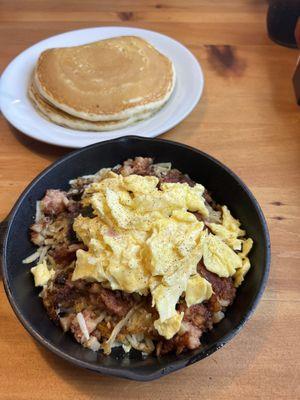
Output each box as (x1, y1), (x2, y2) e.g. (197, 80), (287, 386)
(116, 157), (197, 188)
(49, 243), (86, 267)
(117, 157), (154, 176)
(66, 199), (81, 215)
(41, 189), (69, 216)
(180, 322), (203, 349)
(203, 190), (218, 209)
(43, 270), (104, 325)
(157, 323), (202, 355)
(70, 310), (98, 343)
(89, 283), (103, 294)
(206, 294), (222, 313)
(53, 270), (70, 286)
(43, 270), (81, 318)
(51, 284), (79, 308)
(181, 303), (213, 331)
(99, 288), (135, 317)
(31, 206), (79, 247)
(42, 270), (138, 326)
(157, 303), (213, 355)
(159, 169), (195, 186)
(197, 261), (236, 304)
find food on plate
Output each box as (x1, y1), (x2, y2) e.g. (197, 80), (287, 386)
(29, 36), (175, 131)
(24, 157), (253, 356)
(28, 83), (155, 132)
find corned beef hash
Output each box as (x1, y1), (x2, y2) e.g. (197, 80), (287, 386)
(24, 157), (253, 356)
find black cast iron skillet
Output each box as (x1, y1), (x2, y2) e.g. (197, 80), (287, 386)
(0, 136), (270, 381)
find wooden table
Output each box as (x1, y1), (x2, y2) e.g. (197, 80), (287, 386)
(0, 1), (299, 399)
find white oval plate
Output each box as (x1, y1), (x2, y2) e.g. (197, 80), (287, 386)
(0, 27), (204, 148)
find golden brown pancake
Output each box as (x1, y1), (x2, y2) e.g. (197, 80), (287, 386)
(28, 82), (155, 131)
(34, 36), (175, 121)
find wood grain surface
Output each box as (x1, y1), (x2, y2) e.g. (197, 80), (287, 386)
(0, 1), (299, 399)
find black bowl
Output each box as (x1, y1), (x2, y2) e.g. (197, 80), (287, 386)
(0, 136), (270, 381)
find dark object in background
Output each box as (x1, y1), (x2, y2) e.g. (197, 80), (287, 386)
(267, 0), (300, 48)
(293, 19), (300, 104)
(293, 64), (300, 104)
(0, 136), (270, 381)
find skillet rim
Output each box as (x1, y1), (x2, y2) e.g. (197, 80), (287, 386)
(1, 135), (271, 381)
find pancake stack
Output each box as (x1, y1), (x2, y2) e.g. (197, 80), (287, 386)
(29, 36), (175, 131)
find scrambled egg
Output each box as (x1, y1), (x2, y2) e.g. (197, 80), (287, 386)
(204, 207), (253, 286)
(207, 206), (245, 250)
(72, 172), (211, 338)
(202, 233), (242, 278)
(31, 260), (55, 287)
(71, 172), (252, 339)
(234, 238), (253, 287)
(154, 312), (184, 339)
(185, 274), (213, 308)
